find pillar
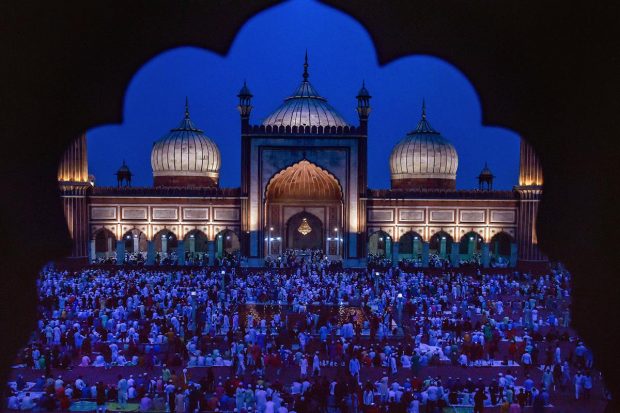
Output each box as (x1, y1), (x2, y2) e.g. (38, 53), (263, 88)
(450, 242), (460, 267)
(422, 242), (430, 267)
(467, 237), (475, 256)
(189, 236), (196, 253)
(207, 240), (215, 266)
(116, 240), (125, 265)
(133, 236), (139, 253)
(177, 240), (185, 265)
(482, 243), (490, 268)
(89, 240), (96, 262)
(162, 236), (168, 254)
(107, 236), (113, 256)
(413, 238), (421, 258)
(146, 240), (155, 265)
(510, 243), (518, 267)
(392, 242), (399, 266)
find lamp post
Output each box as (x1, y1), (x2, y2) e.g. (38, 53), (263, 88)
(268, 227), (273, 257)
(334, 227), (340, 257)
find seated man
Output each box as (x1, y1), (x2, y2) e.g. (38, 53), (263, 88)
(93, 354), (105, 367)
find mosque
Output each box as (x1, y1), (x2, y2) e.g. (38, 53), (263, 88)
(57, 56), (545, 269)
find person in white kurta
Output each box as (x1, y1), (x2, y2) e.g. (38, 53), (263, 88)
(300, 355), (309, 378)
(312, 353), (321, 376)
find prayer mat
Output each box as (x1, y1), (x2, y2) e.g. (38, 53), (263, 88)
(106, 402), (139, 412)
(443, 407), (473, 413)
(69, 400), (98, 411)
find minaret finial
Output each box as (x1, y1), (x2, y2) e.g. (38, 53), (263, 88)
(185, 96), (190, 119)
(303, 50), (309, 81)
(422, 98), (426, 119)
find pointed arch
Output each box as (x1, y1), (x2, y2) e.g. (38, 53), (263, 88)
(265, 159), (342, 202)
(429, 231), (453, 258)
(368, 230), (393, 259)
(399, 231), (424, 259)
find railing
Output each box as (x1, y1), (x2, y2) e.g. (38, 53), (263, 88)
(91, 186), (241, 197)
(366, 188), (517, 199)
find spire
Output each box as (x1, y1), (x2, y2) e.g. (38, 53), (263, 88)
(172, 97), (201, 132)
(412, 99), (437, 134)
(357, 80), (371, 98)
(303, 50), (309, 81)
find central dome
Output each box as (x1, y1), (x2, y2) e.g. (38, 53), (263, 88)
(262, 54), (350, 128)
(390, 102), (458, 190)
(151, 99), (221, 187)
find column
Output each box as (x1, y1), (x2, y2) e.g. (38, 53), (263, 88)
(162, 236), (168, 255)
(189, 236), (196, 253)
(422, 242), (430, 267)
(413, 238), (421, 259)
(107, 236), (113, 257)
(510, 243), (518, 267)
(450, 242), (460, 267)
(481, 242), (490, 268)
(146, 240), (155, 265)
(392, 242), (400, 267)
(467, 238), (475, 256)
(89, 240), (96, 262)
(177, 240), (185, 266)
(133, 235), (139, 253)
(207, 240), (215, 266)
(116, 240), (125, 265)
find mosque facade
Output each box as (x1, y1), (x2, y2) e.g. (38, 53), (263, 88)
(58, 57), (546, 269)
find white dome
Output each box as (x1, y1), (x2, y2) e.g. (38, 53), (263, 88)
(390, 105), (458, 189)
(151, 102), (221, 187)
(262, 55), (350, 128)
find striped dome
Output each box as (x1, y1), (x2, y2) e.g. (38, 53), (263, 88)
(151, 100), (221, 187)
(390, 103), (458, 189)
(262, 54), (350, 128)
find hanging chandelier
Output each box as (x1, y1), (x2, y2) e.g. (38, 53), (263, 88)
(297, 217), (312, 236)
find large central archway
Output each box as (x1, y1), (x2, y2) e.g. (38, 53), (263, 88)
(264, 159), (343, 257)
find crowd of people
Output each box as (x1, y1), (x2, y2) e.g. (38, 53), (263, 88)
(5, 260), (606, 412)
(92, 251), (241, 268)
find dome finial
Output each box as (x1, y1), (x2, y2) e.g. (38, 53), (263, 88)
(185, 96), (190, 119)
(303, 50), (309, 81)
(422, 98), (427, 119)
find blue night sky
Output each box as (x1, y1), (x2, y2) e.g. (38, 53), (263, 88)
(87, 0), (520, 190)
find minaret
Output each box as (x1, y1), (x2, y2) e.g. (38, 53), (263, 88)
(238, 80), (253, 257)
(58, 133), (92, 261)
(356, 80), (371, 257)
(515, 139), (546, 266)
(356, 80), (371, 134)
(237, 80), (253, 132)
